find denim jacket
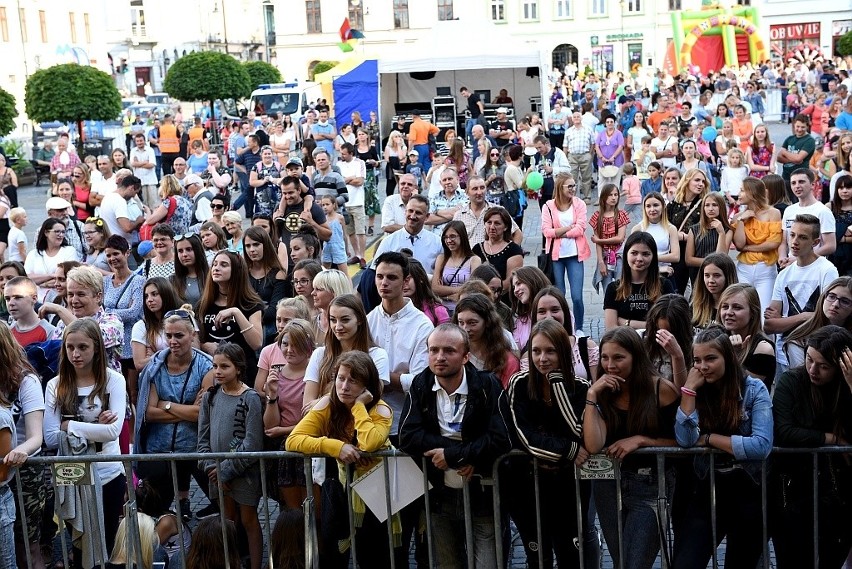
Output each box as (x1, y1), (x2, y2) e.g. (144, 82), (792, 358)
(134, 348), (213, 454)
(675, 376), (773, 481)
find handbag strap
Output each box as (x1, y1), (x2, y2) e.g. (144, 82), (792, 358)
(114, 273), (139, 307)
(545, 203), (556, 255)
(677, 199), (702, 234)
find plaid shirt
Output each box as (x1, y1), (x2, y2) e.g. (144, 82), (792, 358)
(563, 125), (595, 155)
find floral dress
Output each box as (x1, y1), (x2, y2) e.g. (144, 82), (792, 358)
(750, 144), (773, 180)
(165, 195), (193, 234)
(356, 146), (381, 217)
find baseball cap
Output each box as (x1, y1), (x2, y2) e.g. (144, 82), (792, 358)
(45, 197), (72, 211)
(618, 95), (628, 104)
(626, 95), (636, 102)
(408, 150), (419, 156)
(286, 156), (303, 168)
(137, 241), (154, 256)
(496, 107), (508, 114)
(184, 174), (203, 187)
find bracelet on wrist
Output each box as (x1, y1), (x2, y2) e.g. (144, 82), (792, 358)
(585, 399), (602, 415)
(704, 433), (712, 447)
(239, 323), (255, 334)
(680, 386), (697, 397)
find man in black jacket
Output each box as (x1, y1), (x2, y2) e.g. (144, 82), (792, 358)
(399, 323), (511, 568)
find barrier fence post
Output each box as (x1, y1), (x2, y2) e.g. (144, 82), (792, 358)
(215, 458), (231, 569)
(124, 459), (144, 569)
(13, 474), (32, 569)
(345, 462), (358, 567)
(532, 458), (545, 569)
(423, 456), (435, 569)
(302, 457), (319, 569)
(709, 452), (718, 569)
(462, 479), (475, 569)
(812, 452), (819, 569)
(573, 462), (586, 569)
(259, 457), (274, 569)
(168, 460), (188, 567)
(614, 460), (624, 569)
(656, 454), (671, 569)
(760, 459), (769, 569)
(382, 455), (396, 569)
(491, 457), (503, 567)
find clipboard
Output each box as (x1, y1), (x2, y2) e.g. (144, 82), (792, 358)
(350, 456), (431, 523)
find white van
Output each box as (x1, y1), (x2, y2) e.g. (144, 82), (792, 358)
(249, 82), (324, 123)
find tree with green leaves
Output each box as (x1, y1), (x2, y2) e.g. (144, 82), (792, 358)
(243, 61), (282, 91)
(310, 61), (338, 81)
(838, 31), (852, 57)
(24, 63), (121, 143)
(0, 86), (17, 137)
(164, 51), (251, 123)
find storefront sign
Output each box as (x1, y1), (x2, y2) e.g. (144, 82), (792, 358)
(834, 20), (852, 37)
(607, 33), (644, 41)
(769, 23), (820, 41)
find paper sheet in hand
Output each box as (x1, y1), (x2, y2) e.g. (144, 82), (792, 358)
(350, 456), (430, 523)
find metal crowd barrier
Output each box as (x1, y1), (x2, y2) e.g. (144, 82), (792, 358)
(15, 445), (852, 569)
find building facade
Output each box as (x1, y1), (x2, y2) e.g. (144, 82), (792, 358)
(760, 0), (851, 63)
(0, 0), (108, 136)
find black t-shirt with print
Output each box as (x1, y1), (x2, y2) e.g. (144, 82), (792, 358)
(603, 280), (677, 322)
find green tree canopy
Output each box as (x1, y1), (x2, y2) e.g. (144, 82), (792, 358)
(838, 31), (852, 57)
(24, 63), (121, 125)
(243, 61), (282, 91)
(0, 86), (18, 137)
(309, 61), (338, 81)
(164, 51), (252, 103)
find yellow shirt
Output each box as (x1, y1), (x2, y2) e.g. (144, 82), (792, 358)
(735, 217), (782, 266)
(286, 398), (392, 471)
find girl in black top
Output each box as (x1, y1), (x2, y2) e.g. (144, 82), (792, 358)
(242, 227), (287, 345)
(198, 250), (264, 382)
(604, 231), (676, 332)
(583, 326), (680, 569)
(507, 319), (595, 569)
(719, 284), (776, 387)
(771, 325), (852, 569)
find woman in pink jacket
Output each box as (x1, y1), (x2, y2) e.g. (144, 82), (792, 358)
(542, 172), (591, 335)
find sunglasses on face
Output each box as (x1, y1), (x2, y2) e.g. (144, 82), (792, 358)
(211, 204), (226, 210)
(164, 309), (195, 322)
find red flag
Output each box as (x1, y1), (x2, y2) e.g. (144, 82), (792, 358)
(340, 18), (352, 42)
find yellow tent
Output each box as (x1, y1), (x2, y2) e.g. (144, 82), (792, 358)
(314, 57), (364, 117)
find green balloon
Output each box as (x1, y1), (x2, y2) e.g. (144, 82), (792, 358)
(527, 171), (544, 190)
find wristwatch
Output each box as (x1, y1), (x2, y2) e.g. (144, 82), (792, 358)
(266, 395), (279, 404)
(164, 402), (172, 412)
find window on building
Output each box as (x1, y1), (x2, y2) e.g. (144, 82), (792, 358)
(18, 8), (26, 43)
(740, 0), (750, 4)
(554, 0), (571, 18)
(69, 13), (77, 43)
(130, 1), (146, 38)
(625, 0), (641, 12)
(668, 0), (681, 9)
(348, 1), (363, 30)
(393, 0), (409, 29)
(0, 8), (8, 42)
(591, 0), (606, 16)
(491, 0), (505, 21)
(83, 13), (90, 43)
(438, 0), (454, 20)
(305, 0), (322, 33)
(522, 0), (539, 20)
(38, 10), (46, 43)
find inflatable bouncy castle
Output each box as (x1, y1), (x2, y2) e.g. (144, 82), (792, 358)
(664, 2), (769, 75)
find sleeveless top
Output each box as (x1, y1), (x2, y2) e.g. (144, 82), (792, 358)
(440, 256), (473, 312)
(645, 222), (671, 268)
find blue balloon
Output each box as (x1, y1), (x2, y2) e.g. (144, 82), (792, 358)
(702, 127), (717, 143)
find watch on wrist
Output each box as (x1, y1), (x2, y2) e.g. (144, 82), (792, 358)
(267, 395), (279, 404)
(164, 402), (172, 412)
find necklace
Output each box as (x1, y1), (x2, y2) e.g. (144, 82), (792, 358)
(221, 382), (246, 396)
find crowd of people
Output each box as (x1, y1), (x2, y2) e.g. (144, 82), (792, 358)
(0, 56), (849, 569)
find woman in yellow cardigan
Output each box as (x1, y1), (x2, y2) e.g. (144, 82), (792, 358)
(286, 350), (395, 568)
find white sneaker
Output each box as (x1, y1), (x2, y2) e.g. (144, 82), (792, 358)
(575, 329), (586, 338)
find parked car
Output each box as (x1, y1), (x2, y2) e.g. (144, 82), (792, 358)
(126, 103), (172, 122)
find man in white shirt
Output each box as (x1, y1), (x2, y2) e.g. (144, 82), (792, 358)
(453, 176), (522, 248)
(381, 173), (416, 234)
(367, 251), (434, 436)
(337, 143), (367, 267)
(650, 122), (679, 170)
(130, 133), (159, 209)
(372, 194), (442, 274)
(766, 213), (838, 377)
(89, 155), (117, 214)
(779, 168), (836, 268)
(562, 111), (596, 201)
(100, 175), (145, 243)
(184, 174), (213, 225)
